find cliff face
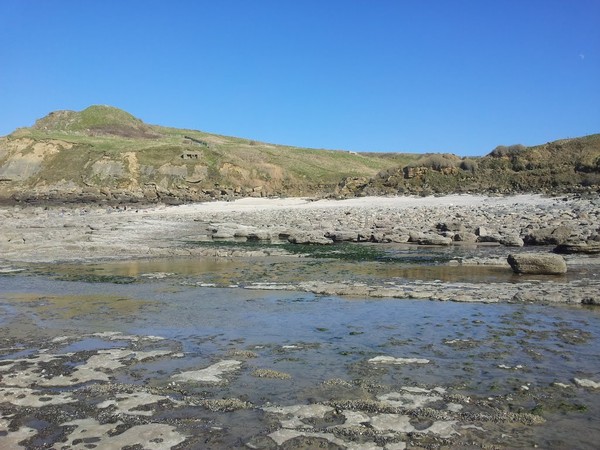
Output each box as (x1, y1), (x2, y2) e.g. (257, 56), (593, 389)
(0, 106), (414, 204)
(1, 105), (598, 205)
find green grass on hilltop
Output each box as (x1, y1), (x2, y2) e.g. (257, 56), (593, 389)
(4, 105), (596, 200)
(3, 105), (419, 195)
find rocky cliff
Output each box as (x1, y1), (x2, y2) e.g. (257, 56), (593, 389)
(1, 105), (598, 204)
(0, 105), (413, 204)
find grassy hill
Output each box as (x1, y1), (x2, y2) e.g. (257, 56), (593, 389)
(0, 105), (417, 204)
(343, 135), (600, 196)
(1, 105), (597, 204)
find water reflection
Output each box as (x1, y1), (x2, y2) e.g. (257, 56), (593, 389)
(0, 275), (599, 449)
(40, 255), (573, 287)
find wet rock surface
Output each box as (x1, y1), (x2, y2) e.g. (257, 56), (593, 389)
(1, 194), (599, 306)
(0, 279), (599, 449)
(0, 194), (599, 264)
(1, 194), (600, 448)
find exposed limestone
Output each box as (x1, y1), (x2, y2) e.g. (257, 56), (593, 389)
(377, 390), (443, 409)
(97, 391), (180, 416)
(0, 416), (37, 450)
(369, 413), (415, 433)
(0, 346), (179, 388)
(507, 253), (567, 275)
(1, 195), (599, 273)
(288, 231), (333, 245)
(0, 386), (75, 407)
(523, 226), (573, 245)
(573, 378), (600, 389)
(57, 419), (187, 450)
(554, 242), (600, 254)
(263, 394), (466, 448)
(412, 233), (453, 246)
(424, 420), (460, 438)
(267, 429), (350, 448)
(242, 277), (600, 304)
(263, 404), (334, 429)
(171, 359), (242, 384)
(368, 356), (430, 365)
(499, 234), (525, 247)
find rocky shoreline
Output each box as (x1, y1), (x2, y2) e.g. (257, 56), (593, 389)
(2, 193), (600, 449)
(2, 193), (599, 305)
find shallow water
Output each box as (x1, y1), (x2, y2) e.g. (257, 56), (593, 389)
(1, 270), (600, 449)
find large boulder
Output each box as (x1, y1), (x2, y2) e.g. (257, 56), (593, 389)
(507, 253), (567, 275)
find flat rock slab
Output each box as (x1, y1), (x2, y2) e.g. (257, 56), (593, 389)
(172, 360), (242, 383)
(507, 253), (567, 275)
(554, 242), (600, 254)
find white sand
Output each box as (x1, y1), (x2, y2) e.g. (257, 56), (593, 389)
(155, 194), (554, 215)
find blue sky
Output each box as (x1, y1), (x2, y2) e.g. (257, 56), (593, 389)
(1, 0), (598, 156)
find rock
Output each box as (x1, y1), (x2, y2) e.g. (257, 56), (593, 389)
(437, 222), (465, 233)
(477, 234), (503, 244)
(476, 226), (505, 244)
(386, 232), (410, 243)
(288, 232), (333, 245)
(368, 231), (387, 243)
(211, 223), (246, 239)
(507, 253), (567, 275)
(574, 378), (600, 389)
(553, 242), (600, 254)
(416, 234), (453, 246)
(247, 230), (272, 241)
(453, 231), (478, 243)
(212, 228), (237, 239)
(368, 356), (430, 365)
(523, 226), (573, 245)
(499, 234), (524, 247)
(325, 231), (358, 242)
(475, 226), (495, 238)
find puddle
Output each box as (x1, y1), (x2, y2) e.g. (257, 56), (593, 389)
(1, 267), (599, 448)
(25, 243), (593, 287)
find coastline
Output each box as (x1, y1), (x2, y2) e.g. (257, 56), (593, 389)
(2, 193), (599, 305)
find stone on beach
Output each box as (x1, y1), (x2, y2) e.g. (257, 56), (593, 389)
(507, 253), (567, 275)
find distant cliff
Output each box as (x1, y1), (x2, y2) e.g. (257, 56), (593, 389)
(0, 105), (597, 205)
(336, 135), (600, 197)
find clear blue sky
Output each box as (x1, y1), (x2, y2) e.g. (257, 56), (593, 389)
(1, 0), (598, 156)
